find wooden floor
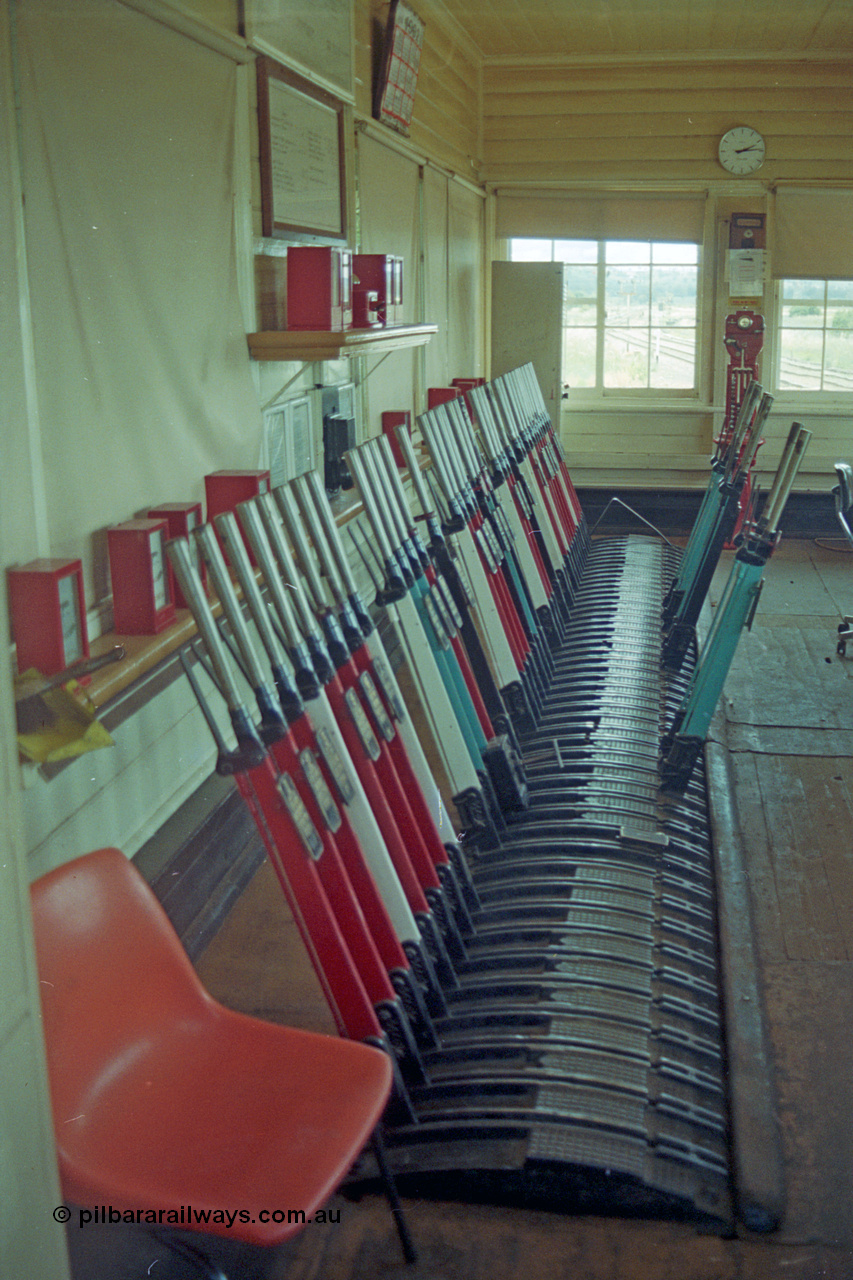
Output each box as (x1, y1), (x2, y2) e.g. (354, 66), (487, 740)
(189, 536), (853, 1280)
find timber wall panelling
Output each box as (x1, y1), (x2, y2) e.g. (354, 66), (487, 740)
(481, 59), (853, 186)
(354, 0), (482, 180)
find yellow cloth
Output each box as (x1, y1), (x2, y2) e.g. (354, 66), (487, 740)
(15, 676), (113, 764)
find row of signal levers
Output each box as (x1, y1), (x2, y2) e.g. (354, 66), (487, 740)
(168, 363), (808, 1231)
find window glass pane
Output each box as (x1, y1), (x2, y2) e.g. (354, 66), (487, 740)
(827, 306), (853, 331)
(507, 237), (700, 395)
(651, 327), (696, 388)
(604, 329), (649, 387)
(777, 329), (822, 389)
(825, 331), (853, 389)
(563, 300), (597, 327)
(781, 278), (824, 301)
(554, 239), (598, 263)
(652, 243), (698, 264)
(509, 238), (552, 261)
(781, 303), (823, 328)
(563, 329), (597, 387)
(605, 241), (651, 264)
(605, 265), (650, 327)
(777, 277), (853, 394)
(651, 265), (698, 323)
(563, 263), (597, 304)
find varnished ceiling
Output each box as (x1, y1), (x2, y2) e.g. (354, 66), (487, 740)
(422, 0), (853, 62)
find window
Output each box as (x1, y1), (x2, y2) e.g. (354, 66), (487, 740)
(774, 279), (853, 393)
(509, 238), (700, 394)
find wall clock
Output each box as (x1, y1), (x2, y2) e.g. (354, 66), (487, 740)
(718, 127), (766, 175)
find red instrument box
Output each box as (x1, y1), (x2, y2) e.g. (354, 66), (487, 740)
(352, 254), (393, 325)
(8, 557), (89, 675)
(352, 289), (382, 328)
(427, 386), (462, 410)
(204, 470), (271, 565)
(381, 410), (411, 468)
(286, 246), (352, 331)
(451, 378), (483, 416)
(108, 519), (175, 635)
(147, 502), (205, 609)
(204, 471), (270, 520)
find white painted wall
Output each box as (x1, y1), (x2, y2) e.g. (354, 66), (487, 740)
(1, 2), (72, 1270)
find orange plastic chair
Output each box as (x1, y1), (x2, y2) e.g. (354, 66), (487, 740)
(30, 847), (415, 1273)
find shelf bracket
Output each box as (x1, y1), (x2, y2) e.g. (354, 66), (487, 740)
(363, 350), (394, 384)
(259, 342), (407, 410)
(261, 362), (313, 411)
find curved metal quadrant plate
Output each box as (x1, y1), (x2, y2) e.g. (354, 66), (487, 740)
(356, 534), (733, 1230)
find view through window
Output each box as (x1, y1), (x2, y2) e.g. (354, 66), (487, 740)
(509, 238), (700, 393)
(775, 279), (853, 393)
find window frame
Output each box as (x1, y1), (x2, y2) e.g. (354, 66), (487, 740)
(508, 236), (704, 404)
(769, 277), (853, 406)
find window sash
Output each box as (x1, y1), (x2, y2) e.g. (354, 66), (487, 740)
(773, 279), (853, 395)
(513, 237), (699, 393)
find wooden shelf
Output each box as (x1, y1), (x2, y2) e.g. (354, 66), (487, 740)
(80, 617), (199, 710)
(247, 323), (437, 363)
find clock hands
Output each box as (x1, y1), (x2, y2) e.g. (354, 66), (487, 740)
(719, 127), (765, 172)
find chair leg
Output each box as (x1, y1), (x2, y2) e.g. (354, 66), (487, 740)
(371, 1126), (417, 1264)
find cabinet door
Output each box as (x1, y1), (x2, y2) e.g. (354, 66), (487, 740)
(491, 261), (563, 424)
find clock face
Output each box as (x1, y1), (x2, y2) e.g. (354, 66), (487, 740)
(718, 126), (765, 175)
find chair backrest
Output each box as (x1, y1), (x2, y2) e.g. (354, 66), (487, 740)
(30, 847), (215, 1122)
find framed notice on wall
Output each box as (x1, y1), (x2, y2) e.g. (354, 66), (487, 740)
(257, 58), (347, 242)
(374, 0), (424, 135)
(243, 0), (354, 103)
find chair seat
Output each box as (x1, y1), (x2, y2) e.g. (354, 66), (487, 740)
(31, 848), (394, 1248)
(57, 1009), (391, 1245)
